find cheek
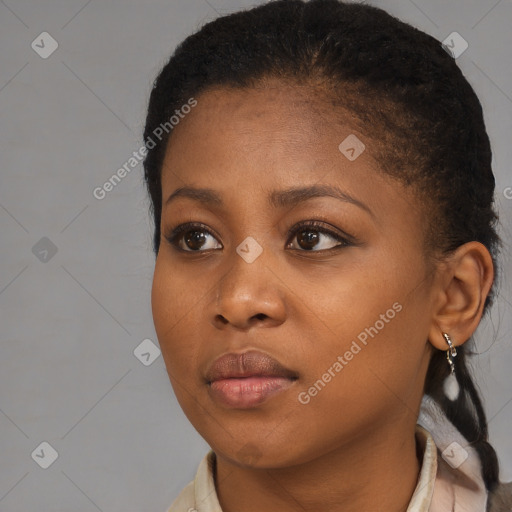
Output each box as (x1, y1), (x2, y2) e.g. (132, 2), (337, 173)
(292, 249), (431, 388)
(151, 261), (209, 417)
(291, 305), (429, 451)
(151, 258), (199, 368)
(291, 254), (405, 339)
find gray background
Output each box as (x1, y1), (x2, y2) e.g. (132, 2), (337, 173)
(1, 0), (511, 510)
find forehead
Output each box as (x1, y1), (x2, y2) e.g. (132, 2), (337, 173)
(160, 82), (378, 189)
(174, 83), (336, 141)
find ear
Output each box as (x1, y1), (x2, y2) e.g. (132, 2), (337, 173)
(428, 241), (494, 351)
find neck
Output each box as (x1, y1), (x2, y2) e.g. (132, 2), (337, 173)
(215, 419), (422, 512)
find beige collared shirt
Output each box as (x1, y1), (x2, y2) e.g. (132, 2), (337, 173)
(167, 425), (488, 512)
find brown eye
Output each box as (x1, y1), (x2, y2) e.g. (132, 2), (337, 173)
(183, 230), (208, 251)
(286, 221), (351, 252)
(166, 223), (222, 252)
(296, 230), (320, 250)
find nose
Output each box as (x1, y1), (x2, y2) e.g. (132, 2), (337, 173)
(211, 249), (287, 331)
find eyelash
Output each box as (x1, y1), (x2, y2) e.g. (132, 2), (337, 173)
(164, 220), (353, 253)
(287, 220), (352, 251)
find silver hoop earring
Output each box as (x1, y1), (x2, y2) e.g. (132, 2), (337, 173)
(442, 333), (460, 401)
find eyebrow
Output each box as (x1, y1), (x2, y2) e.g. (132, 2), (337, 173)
(165, 184), (373, 217)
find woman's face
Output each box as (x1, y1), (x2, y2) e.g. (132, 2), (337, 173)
(151, 82), (439, 468)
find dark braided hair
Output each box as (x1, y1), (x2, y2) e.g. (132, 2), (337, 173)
(142, 0), (502, 492)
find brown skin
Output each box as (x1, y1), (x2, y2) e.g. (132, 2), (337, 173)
(151, 81), (494, 512)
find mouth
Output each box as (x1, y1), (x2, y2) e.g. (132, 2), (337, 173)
(205, 350), (298, 409)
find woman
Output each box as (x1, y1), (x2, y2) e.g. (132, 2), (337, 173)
(142, 1), (512, 510)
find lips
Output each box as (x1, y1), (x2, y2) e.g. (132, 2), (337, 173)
(206, 350), (298, 383)
(205, 351), (298, 408)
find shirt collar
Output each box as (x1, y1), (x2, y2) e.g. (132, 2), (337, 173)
(407, 425), (438, 511)
(192, 447), (221, 512)
(417, 394), (488, 512)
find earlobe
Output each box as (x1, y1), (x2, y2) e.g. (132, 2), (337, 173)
(428, 241), (494, 351)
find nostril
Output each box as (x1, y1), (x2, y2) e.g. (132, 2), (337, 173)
(216, 315), (229, 325)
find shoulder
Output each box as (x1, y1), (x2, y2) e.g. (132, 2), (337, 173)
(166, 450), (220, 512)
(487, 481), (512, 512)
(166, 480), (195, 512)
